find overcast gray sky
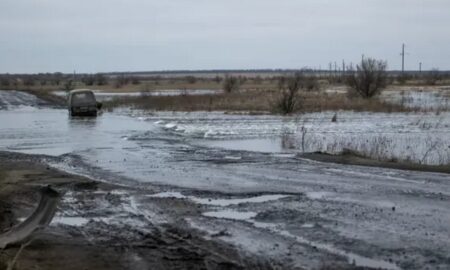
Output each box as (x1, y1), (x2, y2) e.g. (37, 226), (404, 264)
(0, 0), (449, 73)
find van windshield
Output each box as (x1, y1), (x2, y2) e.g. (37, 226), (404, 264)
(72, 92), (95, 106)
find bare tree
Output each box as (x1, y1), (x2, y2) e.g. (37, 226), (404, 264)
(23, 76), (35, 87)
(52, 72), (63, 86)
(82, 75), (95, 86)
(346, 58), (388, 98)
(275, 73), (304, 114)
(223, 75), (240, 93)
(185, 76), (197, 84)
(95, 73), (107, 85)
(63, 80), (74, 91)
(131, 76), (141, 85)
(0, 76), (10, 87)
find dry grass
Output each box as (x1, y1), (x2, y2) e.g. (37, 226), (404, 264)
(299, 92), (412, 112)
(104, 91), (273, 112)
(104, 90), (415, 113)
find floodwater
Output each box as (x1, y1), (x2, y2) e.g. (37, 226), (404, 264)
(382, 89), (450, 110)
(52, 89), (222, 102)
(1, 90), (450, 269)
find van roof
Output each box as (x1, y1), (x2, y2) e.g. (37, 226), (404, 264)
(69, 89), (95, 94)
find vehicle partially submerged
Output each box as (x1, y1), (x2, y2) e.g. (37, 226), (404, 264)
(67, 89), (101, 116)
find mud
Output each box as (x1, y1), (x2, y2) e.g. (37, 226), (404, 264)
(0, 153), (273, 270)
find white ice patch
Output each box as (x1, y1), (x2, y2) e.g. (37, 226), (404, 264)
(224, 155), (242, 160)
(148, 192), (289, 207)
(52, 216), (90, 226)
(203, 210), (257, 221)
(164, 122), (177, 129)
(305, 191), (334, 200)
(192, 194), (289, 207)
(149, 191), (187, 199)
(132, 111), (298, 140)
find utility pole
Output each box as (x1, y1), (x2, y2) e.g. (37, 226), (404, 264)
(419, 62), (422, 73)
(342, 60), (345, 75)
(401, 43), (405, 74)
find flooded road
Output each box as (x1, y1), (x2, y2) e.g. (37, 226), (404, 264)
(0, 90), (449, 269)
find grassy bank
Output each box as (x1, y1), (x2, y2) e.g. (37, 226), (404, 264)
(103, 90), (413, 113)
(300, 151), (450, 174)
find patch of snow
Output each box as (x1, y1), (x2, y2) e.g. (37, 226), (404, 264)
(203, 210), (257, 221)
(52, 216), (89, 226)
(148, 192), (289, 207)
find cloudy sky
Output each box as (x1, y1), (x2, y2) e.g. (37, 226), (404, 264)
(0, 0), (449, 73)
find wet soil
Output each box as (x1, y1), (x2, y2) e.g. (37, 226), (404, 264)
(0, 153), (274, 270)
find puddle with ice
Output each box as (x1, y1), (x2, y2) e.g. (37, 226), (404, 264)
(200, 138), (289, 153)
(305, 191), (334, 200)
(52, 216), (90, 226)
(203, 210), (257, 221)
(149, 192), (289, 207)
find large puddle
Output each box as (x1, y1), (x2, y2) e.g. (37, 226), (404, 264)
(199, 138), (288, 153)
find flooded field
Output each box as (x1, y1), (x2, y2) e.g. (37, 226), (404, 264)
(52, 89), (222, 102)
(382, 88), (450, 110)
(1, 90), (449, 269)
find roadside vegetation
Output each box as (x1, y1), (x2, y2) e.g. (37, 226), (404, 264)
(1, 60), (450, 114)
(346, 58), (388, 98)
(103, 89), (411, 113)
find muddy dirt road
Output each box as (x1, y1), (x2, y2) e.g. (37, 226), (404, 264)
(0, 90), (449, 269)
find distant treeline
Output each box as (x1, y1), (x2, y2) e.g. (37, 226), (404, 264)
(1, 68), (449, 90)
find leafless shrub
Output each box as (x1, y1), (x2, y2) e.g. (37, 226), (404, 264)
(253, 75), (263, 84)
(303, 75), (320, 91)
(275, 73), (304, 114)
(95, 73), (107, 85)
(52, 72), (63, 86)
(63, 80), (74, 91)
(346, 58), (388, 98)
(82, 75), (95, 86)
(0, 76), (10, 87)
(425, 68), (442, 85)
(23, 76), (35, 87)
(185, 76), (197, 84)
(223, 76), (240, 93)
(115, 74), (130, 88)
(131, 76), (141, 85)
